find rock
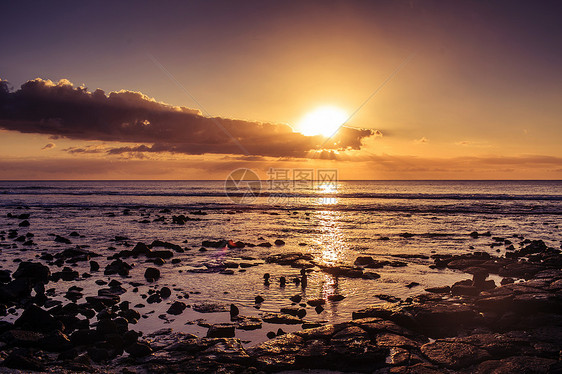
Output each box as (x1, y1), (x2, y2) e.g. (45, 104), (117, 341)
(289, 294), (302, 303)
(207, 323), (235, 338)
(255, 295), (264, 304)
(89, 260), (100, 272)
(327, 294), (345, 301)
(451, 284), (480, 296)
(144, 267), (160, 281)
(266, 253), (315, 267)
(307, 299), (326, 307)
(126, 341), (153, 357)
(425, 286), (451, 294)
(1, 329), (45, 347)
(0, 269), (11, 283)
(262, 313), (304, 325)
(409, 302), (477, 337)
(52, 266), (79, 281)
(151, 240), (182, 252)
(354, 256), (376, 266)
(40, 330), (72, 352)
(104, 259), (132, 276)
(274, 239), (285, 246)
(54, 247), (99, 262)
(321, 265), (364, 278)
(55, 235), (72, 244)
(18, 220), (30, 227)
(159, 287), (171, 298)
(15, 305), (63, 332)
(475, 356), (557, 373)
(0, 278), (32, 302)
(13, 261), (50, 283)
(202, 240), (228, 248)
(192, 303), (227, 313)
(3, 349), (45, 371)
(85, 295), (120, 310)
(421, 340), (491, 369)
(88, 346), (111, 362)
(230, 304), (239, 318)
(499, 262), (542, 279)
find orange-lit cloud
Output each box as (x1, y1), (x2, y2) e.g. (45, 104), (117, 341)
(0, 78), (376, 158)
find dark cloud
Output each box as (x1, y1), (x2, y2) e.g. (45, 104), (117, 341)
(41, 142), (56, 150)
(0, 78), (375, 157)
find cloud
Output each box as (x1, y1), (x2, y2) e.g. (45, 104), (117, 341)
(0, 78), (376, 158)
(41, 142), (56, 150)
(63, 145), (108, 154)
(414, 136), (429, 144)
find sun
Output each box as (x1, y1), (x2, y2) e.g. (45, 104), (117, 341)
(297, 106), (349, 137)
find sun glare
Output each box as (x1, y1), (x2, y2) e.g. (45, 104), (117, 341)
(297, 106), (348, 137)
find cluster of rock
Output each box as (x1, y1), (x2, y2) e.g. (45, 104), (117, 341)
(1, 223), (561, 373)
(0, 260), (152, 372)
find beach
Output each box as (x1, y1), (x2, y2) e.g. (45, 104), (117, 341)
(0, 180), (561, 372)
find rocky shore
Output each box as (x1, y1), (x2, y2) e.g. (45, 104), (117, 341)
(1, 216), (561, 373)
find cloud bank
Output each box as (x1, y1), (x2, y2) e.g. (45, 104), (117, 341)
(0, 78), (375, 157)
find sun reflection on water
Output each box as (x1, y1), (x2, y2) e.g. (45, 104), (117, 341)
(315, 210), (346, 267)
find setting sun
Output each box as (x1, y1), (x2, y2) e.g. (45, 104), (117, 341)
(297, 106), (349, 137)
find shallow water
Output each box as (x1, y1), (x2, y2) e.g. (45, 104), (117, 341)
(0, 180), (561, 345)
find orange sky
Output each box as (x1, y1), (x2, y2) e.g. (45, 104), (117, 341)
(0, 1), (561, 179)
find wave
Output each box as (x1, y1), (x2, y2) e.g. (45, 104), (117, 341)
(1, 190), (561, 201)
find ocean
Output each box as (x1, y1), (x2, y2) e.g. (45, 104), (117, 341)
(1, 180), (561, 345)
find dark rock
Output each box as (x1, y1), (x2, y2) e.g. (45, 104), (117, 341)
(159, 286), (171, 299)
(451, 284), (480, 296)
(52, 267), (79, 281)
(87, 346), (111, 362)
(55, 235), (72, 244)
(255, 295), (264, 304)
(167, 301), (187, 315)
(3, 349), (45, 371)
(144, 267), (160, 282)
(307, 299), (325, 307)
(192, 303), (227, 313)
(0, 278), (32, 302)
(262, 313), (304, 325)
(0, 269), (11, 283)
(207, 324), (235, 338)
(125, 341), (153, 357)
(19, 220), (30, 227)
(15, 305), (63, 332)
(425, 286), (451, 294)
(475, 355), (557, 373)
(13, 261), (50, 283)
(274, 239), (285, 246)
(89, 260), (100, 272)
(104, 259), (132, 276)
(421, 341), (491, 369)
(40, 330), (72, 351)
(289, 294), (302, 303)
(230, 304), (239, 318)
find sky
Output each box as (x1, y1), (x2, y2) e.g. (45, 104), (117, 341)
(0, 0), (561, 180)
